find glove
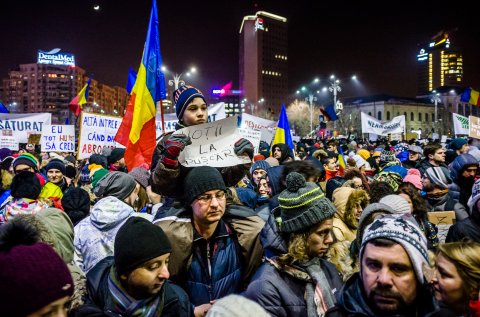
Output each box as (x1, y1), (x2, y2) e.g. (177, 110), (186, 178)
(234, 138), (254, 160)
(161, 134), (192, 168)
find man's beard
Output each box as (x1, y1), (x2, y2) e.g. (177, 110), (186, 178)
(368, 286), (409, 315)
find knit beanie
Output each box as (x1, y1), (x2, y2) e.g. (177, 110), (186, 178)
(468, 178), (480, 210)
(61, 187), (91, 226)
(114, 217), (172, 274)
(89, 153), (108, 168)
(0, 148), (12, 161)
(206, 294), (270, 317)
(101, 147), (113, 157)
(93, 171), (137, 201)
(379, 149), (397, 167)
(249, 160), (271, 176)
(425, 166), (451, 189)
(108, 148), (126, 165)
(174, 85), (207, 120)
(12, 153), (39, 172)
(379, 194), (412, 214)
(10, 171), (41, 199)
(183, 166), (227, 205)
(403, 168), (422, 190)
(65, 165), (77, 179)
(356, 202), (397, 247)
(0, 221), (74, 317)
(46, 158), (66, 175)
(64, 155), (76, 165)
(360, 213), (429, 283)
(449, 137), (468, 151)
(129, 167), (150, 189)
(357, 149), (370, 160)
(279, 172), (336, 233)
(91, 168), (110, 188)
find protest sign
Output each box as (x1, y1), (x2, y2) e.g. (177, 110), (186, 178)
(361, 112), (405, 135)
(175, 115), (251, 168)
(41, 125), (75, 152)
(78, 112), (124, 159)
(0, 136), (18, 150)
(239, 113), (276, 153)
(0, 113), (51, 143)
(469, 115), (480, 139)
(428, 211), (455, 243)
(452, 113), (469, 135)
(28, 134), (41, 145)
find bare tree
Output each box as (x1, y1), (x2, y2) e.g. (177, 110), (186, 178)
(287, 100), (322, 137)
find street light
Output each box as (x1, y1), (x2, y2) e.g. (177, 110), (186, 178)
(431, 90), (441, 133)
(325, 74), (357, 132)
(162, 66), (197, 90)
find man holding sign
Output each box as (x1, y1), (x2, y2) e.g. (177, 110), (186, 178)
(151, 85), (254, 199)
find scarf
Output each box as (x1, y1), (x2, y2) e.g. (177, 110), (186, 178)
(1, 198), (48, 223)
(426, 189), (449, 200)
(325, 169), (338, 181)
(108, 266), (165, 317)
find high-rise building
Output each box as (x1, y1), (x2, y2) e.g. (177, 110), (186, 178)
(239, 11), (288, 118)
(417, 31), (463, 96)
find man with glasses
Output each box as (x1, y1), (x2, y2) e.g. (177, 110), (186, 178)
(155, 166), (264, 317)
(403, 145), (423, 169)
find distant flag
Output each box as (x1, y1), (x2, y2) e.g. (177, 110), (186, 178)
(126, 68), (137, 94)
(115, 0), (166, 170)
(337, 146), (347, 176)
(65, 117), (69, 125)
(273, 104), (294, 152)
(69, 78), (91, 117)
(460, 87), (480, 106)
(0, 102), (9, 113)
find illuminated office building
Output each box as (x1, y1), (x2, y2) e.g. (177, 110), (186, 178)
(417, 31), (463, 96)
(239, 11), (288, 118)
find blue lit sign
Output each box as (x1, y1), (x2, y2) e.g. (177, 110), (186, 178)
(37, 48), (75, 66)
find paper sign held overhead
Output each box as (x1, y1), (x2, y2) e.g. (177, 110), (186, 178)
(469, 116), (480, 139)
(41, 125), (75, 152)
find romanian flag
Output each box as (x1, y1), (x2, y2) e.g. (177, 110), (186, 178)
(69, 78), (91, 116)
(337, 146), (346, 176)
(460, 87), (480, 106)
(115, 0), (166, 170)
(0, 102), (9, 113)
(273, 104), (294, 152)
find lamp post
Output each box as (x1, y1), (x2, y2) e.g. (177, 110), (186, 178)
(328, 75), (342, 131)
(431, 91), (441, 133)
(162, 66), (197, 90)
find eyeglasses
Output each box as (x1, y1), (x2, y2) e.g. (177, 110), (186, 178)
(196, 191), (226, 204)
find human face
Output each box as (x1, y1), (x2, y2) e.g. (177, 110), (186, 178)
(273, 147), (282, 159)
(430, 149), (445, 164)
(398, 193), (413, 213)
(327, 145), (336, 152)
(361, 242), (417, 314)
(47, 169), (63, 184)
(26, 295), (70, 317)
(324, 159), (336, 171)
(352, 177), (364, 189)
(306, 218), (334, 258)
(258, 178), (270, 197)
(421, 175), (434, 192)
(181, 97), (208, 126)
(461, 166), (478, 179)
(252, 169), (266, 185)
(354, 203), (364, 220)
(408, 151), (420, 162)
(121, 253), (170, 300)
(432, 254), (466, 309)
(14, 164), (35, 174)
(191, 189), (226, 226)
(459, 144), (469, 154)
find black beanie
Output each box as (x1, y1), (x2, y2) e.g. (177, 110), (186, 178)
(46, 158), (66, 175)
(183, 166), (227, 205)
(10, 171), (41, 199)
(114, 217), (172, 274)
(65, 165), (77, 179)
(61, 187), (91, 226)
(89, 154), (108, 168)
(108, 148), (126, 165)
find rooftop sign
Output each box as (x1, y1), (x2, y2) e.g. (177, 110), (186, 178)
(37, 48), (75, 67)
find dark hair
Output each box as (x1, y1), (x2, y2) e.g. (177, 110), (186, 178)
(369, 181), (394, 203)
(423, 143), (443, 159)
(397, 182), (429, 222)
(321, 156), (334, 166)
(282, 160), (321, 184)
(344, 168), (370, 193)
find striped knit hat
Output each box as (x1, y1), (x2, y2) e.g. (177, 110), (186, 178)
(424, 166), (451, 189)
(279, 172), (336, 233)
(174, 85), (206, 120)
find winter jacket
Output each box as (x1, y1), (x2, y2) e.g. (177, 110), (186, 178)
(331, 187), (356, 243)
(425, 193), (469, 221)
(326, 273), (443, 317)
(245, 257), (343, 317)
(416, 159), (448, 176)
(446, 217), (480, 243)
(260, 206), (287, 258)
(74, 196), (134, 273)
(154, 204), (264, 306)
(71, 257), (192, 317)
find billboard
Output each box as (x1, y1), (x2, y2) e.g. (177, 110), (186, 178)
(37, 48), (75, 66)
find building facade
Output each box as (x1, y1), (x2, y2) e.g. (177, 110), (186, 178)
(417, 31), (463, 96)
(239, 11), (288, 118)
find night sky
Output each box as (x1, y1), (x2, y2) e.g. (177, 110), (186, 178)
(1, 0), (479, 102)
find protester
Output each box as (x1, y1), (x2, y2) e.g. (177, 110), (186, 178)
(448, 153), (479, 210)
(107, 147), (127, 172)
(11, 152), (40, 174)
(155, 166), (264, 316)
(61, 187), (91, 226)
(72, 217), (193, 316)
(271, 143), (294, 165)
(205, 294), (270, 317)
(416, 143), (447, 175)
(245, 172), (343, 317)
(403, 145), (423, 169)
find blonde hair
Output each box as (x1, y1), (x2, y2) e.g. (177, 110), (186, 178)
(344, 189), (369, 229)
(276, 232), (310, 266)
(437, 242), (480, 300)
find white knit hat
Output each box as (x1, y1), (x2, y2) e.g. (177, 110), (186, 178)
(360, 213), (429, 283)
(206, 295), (270, 317)
(379, 194), (412, 214)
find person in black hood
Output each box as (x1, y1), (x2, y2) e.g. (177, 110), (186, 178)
(448, 153), (478, 209)
(271, 143), (294, 165)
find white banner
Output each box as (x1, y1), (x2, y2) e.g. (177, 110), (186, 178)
(0, 113), (52, 143)
(239, 113), (277, 153)
(78, 113), (124, 160)
(41, 125), (75, 152)
(361, 112), (405, 136)
(0, 136), (18, 150)
(452, 113), (469, 135)
(175, 115), (251, 168)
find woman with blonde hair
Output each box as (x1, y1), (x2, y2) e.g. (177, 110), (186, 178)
(431, 241), (480, 316)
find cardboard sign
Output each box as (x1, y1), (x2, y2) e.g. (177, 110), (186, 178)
(428, 211), (456, 244)
(0, 113), (51, 143)
(176, 115), (251, 168)
(469, 115), (480, 139)
(41, 125), (75, 152)
(28, 134), (42, 145)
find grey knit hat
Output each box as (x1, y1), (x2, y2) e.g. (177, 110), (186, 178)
(206, 295), (270, 317)
(279, 172), (336, 233)
(379, 194), (412, 214)
(93, 171), (137, 201)
(183, 166), (227, 205)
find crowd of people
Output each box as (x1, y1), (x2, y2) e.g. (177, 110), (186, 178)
(0, 84), (479, 317)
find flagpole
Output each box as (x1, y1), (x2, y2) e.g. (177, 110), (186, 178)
(159, 100), (165, 133)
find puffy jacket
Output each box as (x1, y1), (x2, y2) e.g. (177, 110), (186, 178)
(74, 196), (134, 273)
(245, 257), (343, 317)
(154, 204), (264, 306)
(70, 257), (192, 317)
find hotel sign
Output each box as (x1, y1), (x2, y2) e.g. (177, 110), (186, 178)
(37, 48), (75, 66)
